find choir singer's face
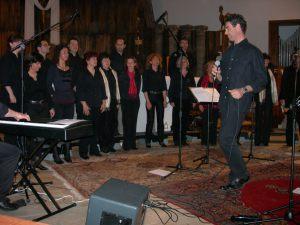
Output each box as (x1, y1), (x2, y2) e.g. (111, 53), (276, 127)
(87, 56), (97, 68)
(69, 40), (79, 53)
(179, 57), (189, 69)
(150, 56), (160, 68)
(126, 58), (136, 72)
(31, 62), (42, 72)
(101, 58), (111, 70)
(60, 48), (69, 62)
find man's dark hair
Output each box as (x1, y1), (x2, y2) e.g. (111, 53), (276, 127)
(68, 36), (79, 43)
(263, 53), (271, 60)
(7, 34), (22, 47)
(225, 13), (247, 33)
(35, 39), (47, 50)
(179, 36), (189, 42)
(115, 36), (126, 44)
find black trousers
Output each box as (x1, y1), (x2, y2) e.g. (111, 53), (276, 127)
(255, 101), (273, 145)
(219, 100), (248, 182)
(121, 99), (140, 149)
(99, 102), (118, 149)
(171, 99), (190, 144)
(201, 107), (219, 145)
(286, 109), (300, 146)
(0, 142), (20, 201)
(54, 103), (74, 119)
(145, 93), (165, 143)
(79, 107), (102, 156)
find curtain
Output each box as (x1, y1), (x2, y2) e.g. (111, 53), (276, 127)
(24, 0), (60, 45)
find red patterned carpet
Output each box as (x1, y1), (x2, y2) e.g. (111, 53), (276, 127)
(49, 144), (300, 225)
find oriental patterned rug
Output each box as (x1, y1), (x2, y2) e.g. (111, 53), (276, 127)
(49, 144), (300, 225)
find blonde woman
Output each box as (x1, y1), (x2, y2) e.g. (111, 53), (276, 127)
(142, 53), (167, 148)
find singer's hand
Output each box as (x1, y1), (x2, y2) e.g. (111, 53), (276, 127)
(212, 65), (221, 81)
(228, 88), (244, 99)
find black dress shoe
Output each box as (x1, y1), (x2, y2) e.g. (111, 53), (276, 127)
(37, 164), (48, 170)
(0, 198), (18, 211)
(64, 149), (72, 163)
(146, 143), (151, 148)
(220, 176), (250, 191)
(132, 146), (138, 150)
(109, 147), (116, 153)
(159, 142), (167, 147)
(101, 147), (110, 153)
(90, 151), (102, 156)
(53, 148), (64, 164)
(79, 154), (89, 160)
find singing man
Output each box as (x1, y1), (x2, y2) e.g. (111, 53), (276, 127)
(212, 14), (267, 190)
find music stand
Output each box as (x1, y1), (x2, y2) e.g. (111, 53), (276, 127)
(190, 87), (225, 168)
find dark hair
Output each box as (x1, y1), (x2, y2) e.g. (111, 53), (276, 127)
(7, 34), (22, 44)
(98, 52), (110, 66)
(84, 51), (98, 67)
(115, 36), (126, 44)
(179, 36), (189, 42)
(263, 53), (271, 60)
(35, 39), (48, 49)
(52, 44), (69, 65)
(225, 13), (247, 33)
(25, 52), (43, 71)
(125, 56), (139, 72)
(7, 34), (22, 50)
(68, 36), (79, 43)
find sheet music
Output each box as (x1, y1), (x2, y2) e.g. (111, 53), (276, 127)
(189, 87), (220, 103)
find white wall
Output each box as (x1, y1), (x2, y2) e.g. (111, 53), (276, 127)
(152, 0), (300, 53)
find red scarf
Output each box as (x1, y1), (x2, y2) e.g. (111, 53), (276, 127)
(127, 70), (137, 97)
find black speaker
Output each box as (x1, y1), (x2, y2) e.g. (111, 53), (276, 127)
(86, 178), (149, 225)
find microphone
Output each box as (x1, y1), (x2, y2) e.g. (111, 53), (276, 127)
(213, 55), (222, 80)
(231, 215), (260, 223)
(215, 55), (222, 68)
(155, 11), (168, 24)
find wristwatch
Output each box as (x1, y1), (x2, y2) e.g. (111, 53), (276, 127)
(242, 86), (249, 94)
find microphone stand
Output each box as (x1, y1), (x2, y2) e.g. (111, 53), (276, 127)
(10, 10), (79, 201)
(231, 68), (300, 225)
(159, 16), (190, 179)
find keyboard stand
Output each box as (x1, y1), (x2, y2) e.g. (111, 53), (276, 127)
(15, 138), (76, 221)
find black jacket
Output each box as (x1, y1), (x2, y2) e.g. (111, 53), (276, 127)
(279, 65), (300, 108)
(168, 69), (196, 103)
(77, 68), (107, 107)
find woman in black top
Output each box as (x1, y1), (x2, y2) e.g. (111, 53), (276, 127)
(47, 44), (75, 120)
(24, 53), (55, 120)
(24, 53), (55, 170)
(119, 56), (141, 151)
(47, 44), (75, 164)
(98, 53), (121, 153)
(143, 53), (167, 148)
(169, 56), (196, 146)
(77, 52), (107, 159)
